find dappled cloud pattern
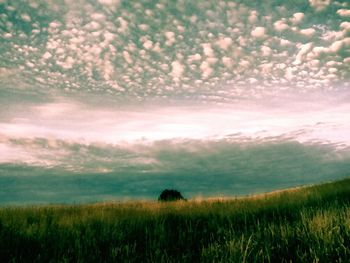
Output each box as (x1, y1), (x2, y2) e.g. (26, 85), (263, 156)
(0, 0), (349, 102)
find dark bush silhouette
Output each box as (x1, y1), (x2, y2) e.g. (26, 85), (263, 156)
(158, 189), (185, 202)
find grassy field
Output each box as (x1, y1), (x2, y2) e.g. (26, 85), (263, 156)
(1, 179), (350, 262)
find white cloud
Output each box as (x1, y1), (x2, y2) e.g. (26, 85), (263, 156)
(165, 31), (176, 46)
(143, 40), (153, 50)
(84, 21), (101, 31)
(123, 51), (133, 64)
(188, 53), (202, 63)
(216, 37), (232, 50)
(91, 13), (106, 21)
(312, 46), (329, 56)
(26, 61), (35, 68)
(300, 28), (316, 37)
(202, 43), (215, 57)
(279, 38), (292, 47)
(328, 67), (338, 74)
(309, 0), (331, 12)
(239, 60), (250, 69)
(275, 63), (287, 70)
(117, 17), (128, 33)
(21, 14), (31, 22)
(251, 27), (267, 39)
(57, 56), (75, 70)
(291, 12), (304, 25)
(329, 39), (345, 53)
(152, 43), (162, 53)
(3, 33), (12, 39)
(259, 63), (274, 75)
(274, 20), (289, 31)
(307, 59), (320, 70)
(200, 61), (213, 78)
(98, 0), (120, 10)
(285, 67), (295, 80)
(340, 22), (350, 31)
(42, 51), (52, 60)
(103, 31), (114, 42)
(49, 21), (62, 29)
(222, 56), (233, 68)
(324, 73), (337, 80)
(337, 9), (350, 17)
(138, 24), (149, 31)
(206, 57), (218, 65)
(320, 29), (344, 42)
(170, 61), (184, 80)
(248, 10), (258, 24)
(293, 43), (313, 65)
(261, 46), (272, 57)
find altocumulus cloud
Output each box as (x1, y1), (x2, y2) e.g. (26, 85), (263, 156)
(0, 0), (349, 100)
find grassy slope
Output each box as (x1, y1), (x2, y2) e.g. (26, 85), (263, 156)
(1, 178), (350, 263)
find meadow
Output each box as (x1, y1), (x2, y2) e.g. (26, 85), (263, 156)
(1, 178), (350, 262)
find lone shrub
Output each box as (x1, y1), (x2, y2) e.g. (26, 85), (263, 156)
(158, 189), (185, 202)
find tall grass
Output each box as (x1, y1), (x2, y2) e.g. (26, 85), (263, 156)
(1, 178), (350, 262)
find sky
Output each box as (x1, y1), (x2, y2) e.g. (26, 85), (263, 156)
(0, 0), (350, 204)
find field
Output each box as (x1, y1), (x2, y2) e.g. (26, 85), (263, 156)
(1, 178), (350, 262)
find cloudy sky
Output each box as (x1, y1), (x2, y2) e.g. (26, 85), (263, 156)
(0, 0), (349, 204)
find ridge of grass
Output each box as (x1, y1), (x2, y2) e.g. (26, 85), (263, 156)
(1, 178), (350, 262)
